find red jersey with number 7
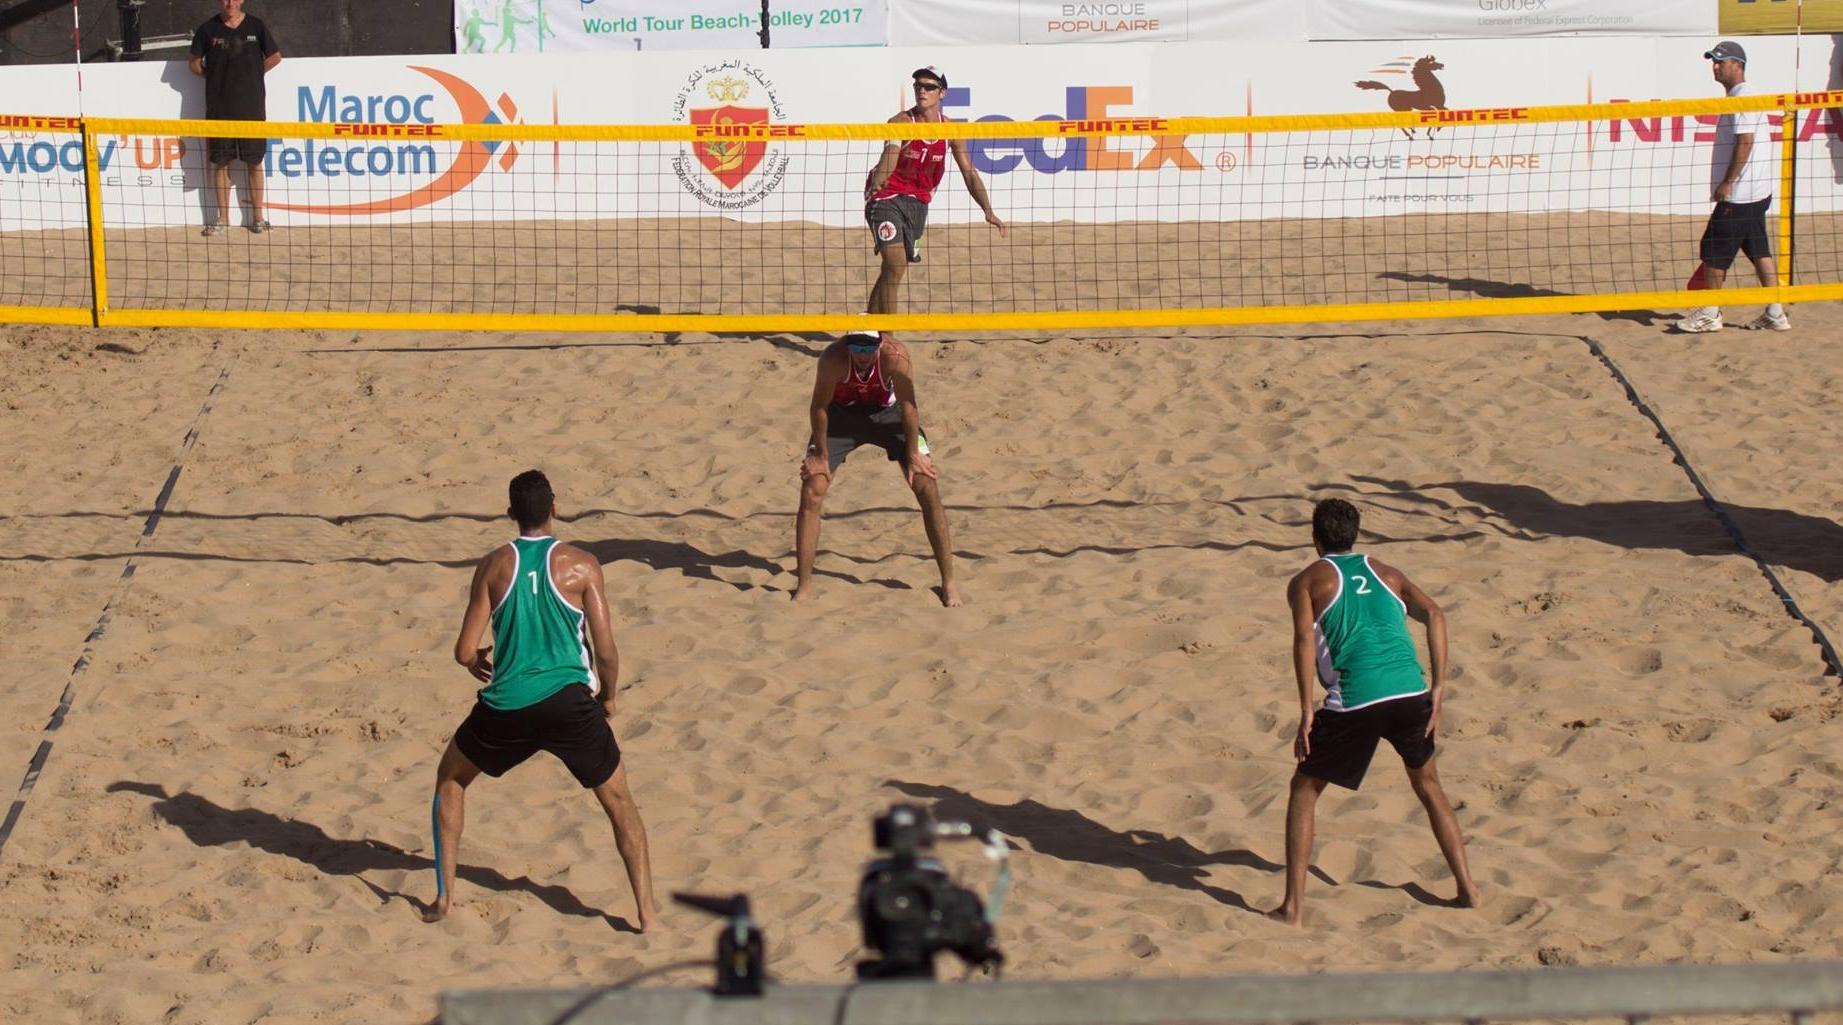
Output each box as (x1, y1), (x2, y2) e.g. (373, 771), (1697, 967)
(870, 111), (948, 205)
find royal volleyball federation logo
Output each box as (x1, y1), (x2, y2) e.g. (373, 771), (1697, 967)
(271, 66), (540, 216)
(671, 61), (791, 210)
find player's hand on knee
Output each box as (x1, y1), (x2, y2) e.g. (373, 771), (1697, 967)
(905, 453), (937, 487)
(801, 450), (830, 482)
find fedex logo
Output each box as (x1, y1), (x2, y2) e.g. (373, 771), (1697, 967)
(941, 86), (1202, 174)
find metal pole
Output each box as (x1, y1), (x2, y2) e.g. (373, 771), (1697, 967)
(758, 0), (769, 48)
(116, 0), (143, 62)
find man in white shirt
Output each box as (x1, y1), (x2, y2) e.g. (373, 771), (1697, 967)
(1678, 41), (1790, 333)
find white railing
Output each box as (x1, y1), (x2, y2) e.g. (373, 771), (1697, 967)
(442, 960), (1843, 1025)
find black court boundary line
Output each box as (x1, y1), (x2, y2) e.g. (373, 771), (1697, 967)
(1579, 334), (1843, 680)
(0, 355), (238, 862)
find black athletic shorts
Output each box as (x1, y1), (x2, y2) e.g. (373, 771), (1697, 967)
(866, 194), (929, 263)
(208, 137), (268, 166)
(453, 683), (620, 788)
(1298, 692), (1435, 791)
(822, 401), (929, 475)
(1699, 196), (1772, 270)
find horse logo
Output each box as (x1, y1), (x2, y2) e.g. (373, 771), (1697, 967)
(1356, 55), (1447, 138)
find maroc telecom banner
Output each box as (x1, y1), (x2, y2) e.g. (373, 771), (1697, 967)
(454, 0), (886, 52)
(3, 37), (1842, 234)
(889, 0), (1306, 44)
(1720, 0), (1843, 33)
(1311, 0), (1713, 39)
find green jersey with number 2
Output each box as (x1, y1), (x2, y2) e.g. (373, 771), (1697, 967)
(1313, 552), (1427, 711)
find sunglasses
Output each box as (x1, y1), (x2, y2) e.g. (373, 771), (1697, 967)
(914, 82), (943, 93)
(847, 341), (881, 353)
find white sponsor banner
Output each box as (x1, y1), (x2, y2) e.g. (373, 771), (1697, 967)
(1310, 0), (1714, 40)
(454, 0), (886, 53)
(890, 0), (1305, 44)
(0, 38), (1837, 234)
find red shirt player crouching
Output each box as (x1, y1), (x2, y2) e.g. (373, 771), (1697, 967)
(863, 66), (1007, 315)
(794, 330), (961, 607)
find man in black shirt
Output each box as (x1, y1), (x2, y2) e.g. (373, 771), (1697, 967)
(189, 0), (281, 235)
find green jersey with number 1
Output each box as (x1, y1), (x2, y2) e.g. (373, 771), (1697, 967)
(481, 536), (596, 711)
(1313, 552), (1427, 711)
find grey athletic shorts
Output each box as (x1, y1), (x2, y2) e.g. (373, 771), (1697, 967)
(866, 195), (929, 263)
(821, 402), (930, 475)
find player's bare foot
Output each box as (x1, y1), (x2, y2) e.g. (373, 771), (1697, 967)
(1264, 903), (1303, 927)
(1455, 884), (1482, 909)
(940, 583), (963, 608)
(637, 905), (663, 933)
(791, 583), (818, 602)
(422, 898), (452, 923)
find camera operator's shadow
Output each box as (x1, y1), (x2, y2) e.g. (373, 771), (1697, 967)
(884, 782), (1331, 914)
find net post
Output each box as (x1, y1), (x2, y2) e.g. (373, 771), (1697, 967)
(1779, 101), (1797, 289)
(80, 121), (108, 327)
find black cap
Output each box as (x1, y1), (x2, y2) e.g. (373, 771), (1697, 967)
(911, 65), (947, 89)
(1704, 41), (1746, 64)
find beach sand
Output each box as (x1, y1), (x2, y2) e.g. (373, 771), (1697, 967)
(2, 305), (1842, 1025)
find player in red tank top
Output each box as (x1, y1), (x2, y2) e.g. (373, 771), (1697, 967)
(863, 66), (1008, 316)
(795, 330), (962, 607)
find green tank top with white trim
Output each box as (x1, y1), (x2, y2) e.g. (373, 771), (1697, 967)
(481, 537), (596, 711)
(1312, 552), (1427, 712)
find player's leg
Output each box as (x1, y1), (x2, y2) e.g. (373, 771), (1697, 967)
(206, 143), (234, 233)
(1266, 771), (1327, 927)
(425, 737), (481, 922)
(907, 461), (959, 607)
(1403, 758), (1480, 908)
(793, 441), (837, 601)
(245, 142), (270, 231)
(590, 762), (661, 932)
(868, 242), (908, 315)
(1679, 208), (1737, 331)
(1743, 206), (1788, 329)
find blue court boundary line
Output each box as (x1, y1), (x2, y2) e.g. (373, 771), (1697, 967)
(0, 354), (237, 862)
(1580, 335), (1843, 680)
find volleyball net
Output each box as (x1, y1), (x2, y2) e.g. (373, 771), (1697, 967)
(4, 91), (1843, 332)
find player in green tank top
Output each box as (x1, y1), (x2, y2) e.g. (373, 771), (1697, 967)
(480, 535), (594, 711)
(1266, 498), (1479, 927)
(425, 470), (660, 933)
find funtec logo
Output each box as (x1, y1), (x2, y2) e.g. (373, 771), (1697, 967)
(269, 66), (539, 215)
(940, 85), (1203, 175)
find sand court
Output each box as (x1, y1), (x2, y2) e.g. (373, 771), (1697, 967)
(2, 311), (1842, 1024)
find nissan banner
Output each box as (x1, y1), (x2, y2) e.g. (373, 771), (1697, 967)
(454, 0), (888, 53)
(1310, 0), (1714, 39)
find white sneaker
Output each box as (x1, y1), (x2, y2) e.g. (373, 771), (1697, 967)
(1746, 310), (1791, 331)
(1675, 310), (1723, 333)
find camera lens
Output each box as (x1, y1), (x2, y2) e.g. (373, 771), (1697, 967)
(871, 876), (932, 923)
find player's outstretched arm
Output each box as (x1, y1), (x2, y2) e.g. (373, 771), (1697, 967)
(864, 116), (906, 199)
(952, 140), (1007, 235)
